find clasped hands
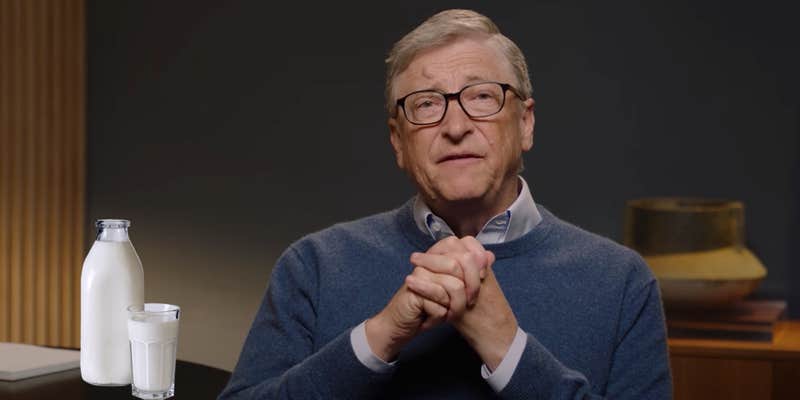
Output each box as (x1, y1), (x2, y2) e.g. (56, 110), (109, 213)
(365, 236), (518, 370)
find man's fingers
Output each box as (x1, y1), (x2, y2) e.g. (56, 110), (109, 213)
(485, 251), (496, 272)
(411, 252), (475, 306)
(413, 236), (495, 306)
(413, 236), (497, 308)
(456, 251), (483, 307)
(410, 253), (464, 279)
(459, 236), (485, 259)
(405, 275), (449, 307)
(428, 235), (468, 254)
(419, 298), (447, 331)
(458, 236), (491, 280)
(410, 267), (467, 318)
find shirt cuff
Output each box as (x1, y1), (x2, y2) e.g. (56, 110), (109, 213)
(350, 320), (397, 373)
(480, 327), (528, 392)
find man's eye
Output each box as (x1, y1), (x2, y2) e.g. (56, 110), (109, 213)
(416, 100), (435, 109)
(413, 96), (441, 110)
(469, 91), (497, 101)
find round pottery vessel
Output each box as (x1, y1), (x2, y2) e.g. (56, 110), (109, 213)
(624, 198), (766, 308)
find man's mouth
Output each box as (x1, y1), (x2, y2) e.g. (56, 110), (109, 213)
(437, 153), (483, 163)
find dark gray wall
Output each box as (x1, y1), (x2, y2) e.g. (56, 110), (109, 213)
(88, 1), (800, 370)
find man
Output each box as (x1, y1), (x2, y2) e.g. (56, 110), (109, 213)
(219, 9), (671, 399)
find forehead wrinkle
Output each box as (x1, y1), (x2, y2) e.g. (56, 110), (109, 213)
(395, 39), (513, 98)
(416, 61), (493, 93)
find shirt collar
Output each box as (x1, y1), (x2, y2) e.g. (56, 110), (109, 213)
(412, 176), (542, 245)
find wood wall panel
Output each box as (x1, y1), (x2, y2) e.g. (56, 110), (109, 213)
(671, 356), (773, 399)
(772, 359), (800, 399)
(0, 0), (85, 348)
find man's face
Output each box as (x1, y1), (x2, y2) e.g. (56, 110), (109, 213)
(388, 37), (535, 210)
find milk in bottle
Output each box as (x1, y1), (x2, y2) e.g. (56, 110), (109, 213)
(80, 219), (145, 385)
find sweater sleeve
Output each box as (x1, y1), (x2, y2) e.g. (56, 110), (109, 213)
(498, 258), (672, 399)
(218, 246), (393, 400)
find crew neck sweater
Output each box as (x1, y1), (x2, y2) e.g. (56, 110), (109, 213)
(219, 199), (672, 399)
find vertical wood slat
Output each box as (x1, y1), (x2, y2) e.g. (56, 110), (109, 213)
(0, 0), (10, 343)
(0, 0), (85, 349)
(72, 0), (86, 347)
(10, 0), (24, 343)
(22, 0), (36, 345)
(33, 0), (47, 346)
(46, 0), (62, 347)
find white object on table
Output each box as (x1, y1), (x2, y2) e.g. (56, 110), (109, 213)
(128, 303), (181, 399)
(0, 342), (80, 381)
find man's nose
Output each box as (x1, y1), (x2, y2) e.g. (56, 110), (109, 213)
(440, 98), (472, 142)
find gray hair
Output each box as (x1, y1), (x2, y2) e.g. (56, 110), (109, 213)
(385, 9), (533, 115)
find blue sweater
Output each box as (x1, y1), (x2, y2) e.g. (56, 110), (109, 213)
(219, 200), (672, 399)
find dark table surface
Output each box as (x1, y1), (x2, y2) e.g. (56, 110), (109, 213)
(0, 360), (231, 400)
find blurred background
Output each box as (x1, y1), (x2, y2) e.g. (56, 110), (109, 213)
(2, 0), (798, 372)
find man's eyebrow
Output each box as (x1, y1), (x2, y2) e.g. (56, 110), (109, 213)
(403, 74), (493, 95)
(464, 74), (489, 83)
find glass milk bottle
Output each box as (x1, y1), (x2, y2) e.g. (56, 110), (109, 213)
(80, 219), (145, 385)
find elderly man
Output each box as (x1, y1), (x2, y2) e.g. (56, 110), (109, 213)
(219, 9), (671, 400)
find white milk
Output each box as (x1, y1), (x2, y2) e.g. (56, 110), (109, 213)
(80, 230), (144, 385)
(128, 318), (179, 393)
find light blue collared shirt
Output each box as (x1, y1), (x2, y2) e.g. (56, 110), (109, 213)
(412, 176), (541, 244)
(351, 176), (542, 392)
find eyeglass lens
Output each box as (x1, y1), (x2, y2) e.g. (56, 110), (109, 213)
(404, 83), (505, 124)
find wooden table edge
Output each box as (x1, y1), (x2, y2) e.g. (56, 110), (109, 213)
(668, 320), (800, 360)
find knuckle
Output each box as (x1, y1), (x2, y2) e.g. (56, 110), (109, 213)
(462, 234), (480, 247)
(471, 249), (484, 262)
(444, 258), (460, 274)
(461, 251), (479, 267)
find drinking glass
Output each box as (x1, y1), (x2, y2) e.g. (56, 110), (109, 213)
(127, 303), (180, 399)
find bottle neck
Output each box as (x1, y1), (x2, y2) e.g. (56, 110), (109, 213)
(96, 227), (130, 242)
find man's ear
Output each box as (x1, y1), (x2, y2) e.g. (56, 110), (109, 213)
(519, 98), (535, 151)
(388, 118), (405, 169)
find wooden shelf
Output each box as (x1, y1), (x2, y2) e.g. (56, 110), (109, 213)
(669, 321), (800, 360)
(668, 320), (800, 399)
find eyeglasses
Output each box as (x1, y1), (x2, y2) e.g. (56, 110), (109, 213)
(395, 82), (524, 125)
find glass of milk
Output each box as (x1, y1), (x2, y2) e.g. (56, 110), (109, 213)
(127, 303), (181, 399)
